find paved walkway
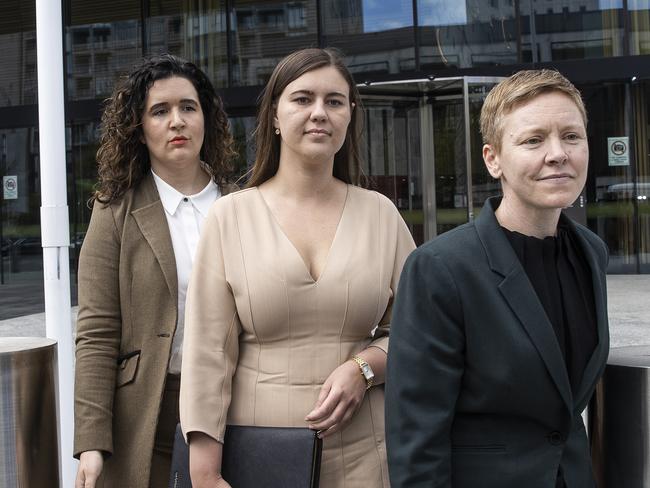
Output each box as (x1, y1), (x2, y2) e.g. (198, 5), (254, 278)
(0, 278), (77, 321)
(1, 275), (648, 349)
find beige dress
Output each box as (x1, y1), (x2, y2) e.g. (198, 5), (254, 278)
(180, 185), (415, 487)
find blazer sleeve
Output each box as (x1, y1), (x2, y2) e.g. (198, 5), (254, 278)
(385, 247), (465, 487)
(368, 194), (417, 352)
(74, 202), (123, 458)
(180, 202), (241, 443)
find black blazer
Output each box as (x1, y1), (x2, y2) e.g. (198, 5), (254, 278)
(385, 197), (609, 488)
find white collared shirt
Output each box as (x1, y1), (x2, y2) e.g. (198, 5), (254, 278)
(152, 170), (220, 374)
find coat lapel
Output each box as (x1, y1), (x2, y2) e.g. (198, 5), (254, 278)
(131, 174), (178, 300)
(567, 219), (610, 411)
(475, 198), (573, 412)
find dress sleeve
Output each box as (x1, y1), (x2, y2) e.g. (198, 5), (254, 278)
(74, 202), (122, 458)
(180, 202), (241, 443)
(385, 248), (465, 487)
(369, 200), (416, 352)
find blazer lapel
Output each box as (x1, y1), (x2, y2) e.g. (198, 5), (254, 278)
(476, 198), (573, 411)
(568, 220), (610, 410)
(131, 174), (178, 300)
(498, 268), (573, 410)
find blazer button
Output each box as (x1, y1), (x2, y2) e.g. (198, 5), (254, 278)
(548, 431), (565, 446)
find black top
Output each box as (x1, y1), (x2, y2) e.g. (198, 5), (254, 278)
(502, 222), (598, 394)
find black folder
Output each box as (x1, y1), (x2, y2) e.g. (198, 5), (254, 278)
(169, 423), (322, 488)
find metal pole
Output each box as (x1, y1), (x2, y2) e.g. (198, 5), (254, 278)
(35, 1), (76, 486)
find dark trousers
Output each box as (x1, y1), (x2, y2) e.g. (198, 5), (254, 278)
(150, 374), (180, 488)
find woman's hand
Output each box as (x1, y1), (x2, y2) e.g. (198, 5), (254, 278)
(189, 432), (232, 488)
(305, 359), (367, 437)
(193, 475), (232, 488)
(75, 450), (103, 488)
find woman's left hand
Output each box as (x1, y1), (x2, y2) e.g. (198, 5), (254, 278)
(305, 360), (367, 437)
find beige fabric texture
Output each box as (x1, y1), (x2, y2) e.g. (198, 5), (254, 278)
(180, 185), (415, 488)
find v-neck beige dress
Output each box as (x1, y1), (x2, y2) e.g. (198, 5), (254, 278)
(180, 185), (415, 487)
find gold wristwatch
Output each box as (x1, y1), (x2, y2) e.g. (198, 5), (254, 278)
(352, 355), (375, 390)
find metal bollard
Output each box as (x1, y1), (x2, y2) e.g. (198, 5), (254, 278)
(597, 345), (650, 488)
(0, 337), (60, 487)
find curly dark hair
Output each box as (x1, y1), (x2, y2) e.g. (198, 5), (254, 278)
(94, 53), (236, 204)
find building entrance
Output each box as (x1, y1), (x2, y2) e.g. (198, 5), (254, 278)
(359, 77), (503, 246)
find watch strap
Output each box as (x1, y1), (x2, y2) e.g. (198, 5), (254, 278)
(351, 355), (374, 389)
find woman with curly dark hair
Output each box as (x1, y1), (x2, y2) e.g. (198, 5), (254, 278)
(73, 53), (236, 488)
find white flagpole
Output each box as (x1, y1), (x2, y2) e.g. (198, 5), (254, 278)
(35, 0), (76, 486)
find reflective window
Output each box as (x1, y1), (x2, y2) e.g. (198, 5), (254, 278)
(432, 96), (468, 234)
(467, 81), (500, 218)
(147, 0), (228, 88)
(321, 0), (414, 77)
(231, 1), (318, 86)
(66, 121), (100, 278)
(417, 0), (518, 70)
(629, 1), (650, 55)
(634, 81), (650, 272)
(0, 2), (37, 107)
(0, 128), (42, 291)
(229, 115), (256, 181)
(584, 83), (637, 272)
(362, 100), (424, 244)
(66, 1), (142, 101)
(526, 1), (625, 62)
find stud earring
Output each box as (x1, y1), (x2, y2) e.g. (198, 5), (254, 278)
(275, 128), (280, 135)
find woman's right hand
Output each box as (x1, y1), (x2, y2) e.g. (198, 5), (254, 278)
(75, 450), (103, 488)
(189, 432), (231, 488)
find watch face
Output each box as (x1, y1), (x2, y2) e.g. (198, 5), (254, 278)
(361, 363), (374, 380)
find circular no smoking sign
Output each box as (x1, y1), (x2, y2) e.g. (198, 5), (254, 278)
(611, 140), (627, 155)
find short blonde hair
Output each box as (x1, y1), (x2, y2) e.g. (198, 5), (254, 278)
(480, 69), (587, 153)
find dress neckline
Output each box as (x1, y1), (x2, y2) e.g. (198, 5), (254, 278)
(254, 185), (350, 284)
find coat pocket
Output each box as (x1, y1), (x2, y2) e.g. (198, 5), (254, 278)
(116, 350), (141, 387)
(452, 443), (506, 453)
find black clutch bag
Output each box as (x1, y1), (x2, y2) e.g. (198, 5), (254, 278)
(168, 423), (322, 488)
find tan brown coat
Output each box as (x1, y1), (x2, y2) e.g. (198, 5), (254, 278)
(74, 173), (234, 487)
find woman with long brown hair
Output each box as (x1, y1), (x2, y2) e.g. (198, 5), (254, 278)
(73, 53), (236, 488)
(180, 48), (415, 487)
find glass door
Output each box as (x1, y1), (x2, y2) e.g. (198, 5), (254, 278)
(359, 77), (503, 244)
(633, 82), (650, 273)
(430, 77), (502, 236)
(361, 97), (424, 244)
(584, 83), (640, 273)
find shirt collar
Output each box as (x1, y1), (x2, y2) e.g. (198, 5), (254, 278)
(151, 170), (219, 217)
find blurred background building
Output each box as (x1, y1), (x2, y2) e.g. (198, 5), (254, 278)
(1, 0), (650, 317)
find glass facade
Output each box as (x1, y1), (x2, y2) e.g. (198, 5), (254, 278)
(321, 0), (415, 76)
(432, 94), (468, 235)
(418, 0), (518, 69)
(232, 1), (318, 86)
(67, 1), (143, 101)
(526, 1), (626, 62)
(0, 2), (37, 108)
(3, 0), (650, 317)
(362, 98), (424, 243)
(147, 1), (228, 88)
(636, 81), (650, 272)
(0, 127), (41, 285)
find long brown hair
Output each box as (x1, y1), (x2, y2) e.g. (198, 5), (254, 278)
(94, 54), (236, 204)
(246, 48), (364, 188)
